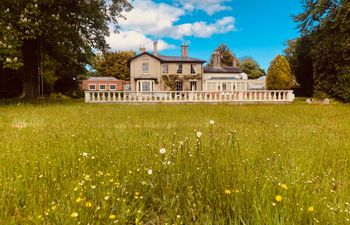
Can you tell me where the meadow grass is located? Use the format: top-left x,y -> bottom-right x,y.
0,101 -> 349,224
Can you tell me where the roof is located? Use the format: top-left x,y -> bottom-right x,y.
204,66 -> 242,74
86,77 -> 118,81
129,52 -> 206,63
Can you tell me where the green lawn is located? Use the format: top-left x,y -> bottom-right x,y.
0,101 -> 349,224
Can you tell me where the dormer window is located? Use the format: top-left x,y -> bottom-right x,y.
190,64 -> 196,74
142,63 -> 149,73
177,64 -> 183,74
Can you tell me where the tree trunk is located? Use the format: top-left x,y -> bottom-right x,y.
21,39 -> 39,99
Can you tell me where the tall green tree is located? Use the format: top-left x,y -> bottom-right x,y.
239,57 -> 266,79
266,55 -> 293,90
94,51 -> 135,80
294,0 -> 350,101
208,43 -> 237,67
0,0 -> 132,98
284,37 -> 314,96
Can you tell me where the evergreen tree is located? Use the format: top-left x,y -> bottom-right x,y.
208,43 -> 237,67
0,0 -> 132,98
239,57 -> 266,79
266,55 -> 293,90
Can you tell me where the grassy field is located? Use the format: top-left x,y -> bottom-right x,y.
0,101 -> 349,224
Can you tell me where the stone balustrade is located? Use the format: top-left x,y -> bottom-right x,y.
84,91 -> 295,104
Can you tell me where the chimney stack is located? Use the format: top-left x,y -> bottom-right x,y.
213,51 -> 221,68
153,39 -> 158,56
181,42 -> 188,58
139,44 -> 146,53
233,56 -> 238,67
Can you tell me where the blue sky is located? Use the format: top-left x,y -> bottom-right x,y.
107,0 -> 303,71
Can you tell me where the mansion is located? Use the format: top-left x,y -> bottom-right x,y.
128,41 -> 265,92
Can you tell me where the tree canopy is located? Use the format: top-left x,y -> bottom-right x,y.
93,51 -> 135,81
266,55 -> 293,90
208,43 -> 237,67
0,0 -> 132,98
290,0 -> 350,101
239,57 -> 266,79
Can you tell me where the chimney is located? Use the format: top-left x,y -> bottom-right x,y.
139,44 -> 146,53
153,39 -> 158,56
233,56 -> 238,67
181,42 -> 188,58
213,51 -> 221,68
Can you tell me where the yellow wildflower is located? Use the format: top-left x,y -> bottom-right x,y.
109,214 -> 116,219
280,184 -> 288,190
76,197 -> 82,203
85,201 -> 92,208
224,189 -> 232,195
308,206 -> 314,212
275,195 -> 283,202
70,212 -> 78,218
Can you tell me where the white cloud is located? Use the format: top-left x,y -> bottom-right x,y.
106,30 -> 175,52
175,0 -> 232,15
106,0 -> 236,52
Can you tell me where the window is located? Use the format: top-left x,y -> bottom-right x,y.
142,63 -> 149,73
162,64 -> 168,74
137,81 -> 154,92
190,64 -> 196,74
222,83 -> 227,91
177,64 -> 183,74
99,85 -> 106,90
89,84 -> 96,90
190,81 -> 197,91
109,85 -> 116,90
175,80 -> 183,91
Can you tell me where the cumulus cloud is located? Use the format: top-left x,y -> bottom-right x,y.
106,0 -> 236,52
106,30 -> 175,51
175,0 -> 232,15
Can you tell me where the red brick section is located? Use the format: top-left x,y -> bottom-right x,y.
82,80 -> 130,91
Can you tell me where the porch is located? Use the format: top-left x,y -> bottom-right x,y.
84,90 -> 295,104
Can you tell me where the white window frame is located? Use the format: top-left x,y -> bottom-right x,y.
142,63 -> 149,73
137,80 -> 155,92
177,64 -> 183,74
190,64 -> 196,74
190,80 -> 197,91
162,64 -> 168,74
109,84 -> 116,90
99,84 -> 106,90
89,84 -> 96,90
175,80 -> 183,91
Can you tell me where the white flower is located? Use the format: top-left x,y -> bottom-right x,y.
209,120 -> 215,125
196,132 -> 202,138
6,58 -> 11,63
159,148 -> 166,154
147,169 -> 153,175
13,57 -> 17,62
81,152 -> 88,157
7,26 -> 11,30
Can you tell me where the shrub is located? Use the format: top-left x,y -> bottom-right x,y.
266,55 -> 293,90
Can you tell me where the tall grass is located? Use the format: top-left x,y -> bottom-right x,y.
0,102 -> 349,224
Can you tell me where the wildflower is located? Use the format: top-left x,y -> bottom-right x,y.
104,196 -> 110,201
196,131 -> 202,138
224,190 -> 231,195
109,214 -> 116,219
147,169 -> 153,175
308,206 -> 315,212
75,197 -> 82,203
280,183 -> 288,190
209,120 -> 215,125
85,201 -> 92,208
70,212 -> 78,218
6,58 -> 11,63
159,148 -> 166,154
81,152 -> 88,157
275,195 -> 283,202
